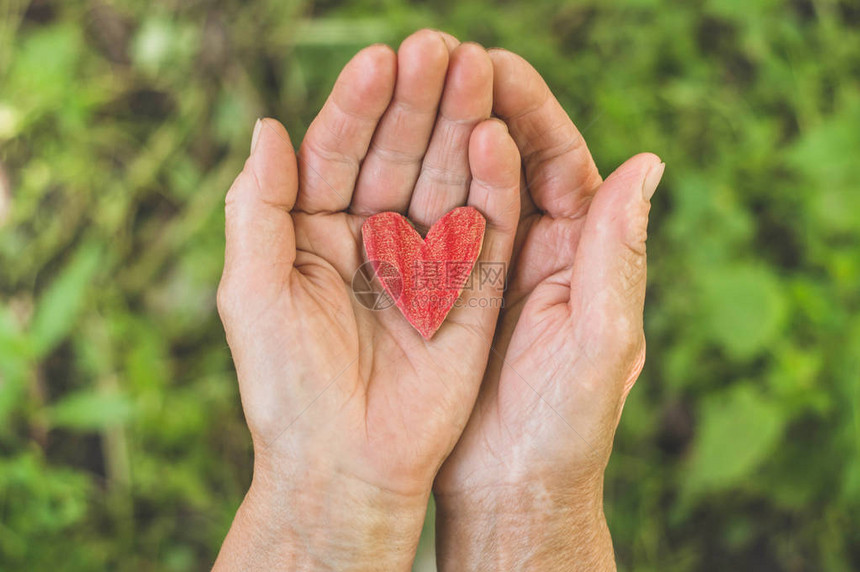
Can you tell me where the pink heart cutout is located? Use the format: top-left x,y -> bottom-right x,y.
361,207 -> 486,339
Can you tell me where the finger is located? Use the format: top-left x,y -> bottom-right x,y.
351,30 -> 450,216
296,44 -> 396,214
219,119 -> 298,316
441,119 -> 521,341
569,153 -> 664,395
435,29 -> 460,51
408,42 -> 493,230
489,49 -> 603,218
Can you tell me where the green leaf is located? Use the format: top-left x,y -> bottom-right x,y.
0,450 -> 91,536
684,385 -> 786,496
8,24 -> 83,115
29,241 -> 102,358
47,389 -> 133,431
0,304 -> 28,369
0,306 -> 30,429
786,96 -> 860,234
698,264 -> 788,359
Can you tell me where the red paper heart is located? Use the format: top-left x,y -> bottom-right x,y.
361,206 -> 486,339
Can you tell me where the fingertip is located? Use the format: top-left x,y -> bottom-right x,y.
581,153 -> 658,274
434,29 -> 461,52
344,43 -> 397,108
639,151 -> 663,165
602,152 -> 663,195
395,29 -> 450,102
469,118 -> 519,183
487,49 -> 549,119
452,41 -> 493,78
256,117 -> 294,150
487,47 -> 514,66
250,118 -> 263,154
441,42 -> 493,117
468,119 -> 520,234
487,48 -> 529,75
363,42 -> 398,78
399,28 -> 449,63
487,48 -> 514,75
363,42 -> 397,62
624,152 -> 662,172
643,160 -> 665,201
245,117 -> 298,210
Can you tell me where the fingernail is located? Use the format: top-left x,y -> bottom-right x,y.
250,118 -> 263,154
642,161 -> 665,201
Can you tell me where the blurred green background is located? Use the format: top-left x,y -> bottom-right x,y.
1,0 -> 859,569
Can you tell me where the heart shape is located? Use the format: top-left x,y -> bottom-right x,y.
361,206 -> 486,339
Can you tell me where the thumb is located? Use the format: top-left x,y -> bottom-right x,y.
218,118 -> 299,323
569,153 -> 664,396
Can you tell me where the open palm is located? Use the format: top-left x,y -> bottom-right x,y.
436,49 -> 663,505
217,33 -> 521,505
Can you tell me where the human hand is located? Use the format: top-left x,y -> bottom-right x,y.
214,31 -> 521,570
434,45 -> 665,570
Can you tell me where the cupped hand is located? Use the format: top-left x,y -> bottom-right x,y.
214,31 -> 521,570
434,44 -> 665,569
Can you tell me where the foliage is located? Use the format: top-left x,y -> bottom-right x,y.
1,0 -> 858,569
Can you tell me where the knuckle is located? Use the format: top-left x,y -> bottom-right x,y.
225,166 -> 253,209
618,242 -> 647,296
623,220 -> 649,257
216,278 -> 239,321
620,327 -> 646,368
369,136 -> 421,166
617,213 -> 649,296
622,337 -> 647,397
420,161 -> 470,188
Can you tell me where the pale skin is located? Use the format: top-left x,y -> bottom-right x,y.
214,29 -> 663,571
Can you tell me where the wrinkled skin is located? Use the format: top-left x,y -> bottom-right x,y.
215,28 -> 663,571
435,47 -> 662,495
432,42 -> 663,569
215,32 -> 522,570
